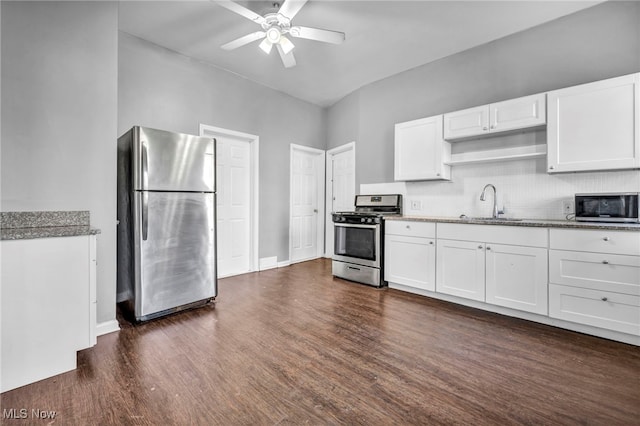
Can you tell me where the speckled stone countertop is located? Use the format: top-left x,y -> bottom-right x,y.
386,215 -> 640,231
1,211 -> 101,240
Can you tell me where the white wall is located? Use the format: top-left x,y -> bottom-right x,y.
1,2 -> 118,324
118,32 -> 326,263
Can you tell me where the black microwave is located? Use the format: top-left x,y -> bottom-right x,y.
575,193 -> 639,223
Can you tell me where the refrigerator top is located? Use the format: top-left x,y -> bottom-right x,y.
131,126 -> 215,193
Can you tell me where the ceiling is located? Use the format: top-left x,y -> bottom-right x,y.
118,1 -> 601,107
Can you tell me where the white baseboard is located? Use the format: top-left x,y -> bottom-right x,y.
277,260 -> 291,268
259,256 -> 278,271
96,319 -> 120,337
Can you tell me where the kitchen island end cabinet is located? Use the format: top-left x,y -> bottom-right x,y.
385,221 -> 436,291
1,234 -> 97,393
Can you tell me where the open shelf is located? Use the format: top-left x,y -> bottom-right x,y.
444,144 -> 547,166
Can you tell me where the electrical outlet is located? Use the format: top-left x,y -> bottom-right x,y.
562,199 -> 574,214
411,200 -> 422,210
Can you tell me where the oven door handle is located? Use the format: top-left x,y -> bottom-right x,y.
333,223 -> 378,229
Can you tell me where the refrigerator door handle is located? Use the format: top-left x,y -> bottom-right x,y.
141,141 -> 149,191
142,191 -> 149,241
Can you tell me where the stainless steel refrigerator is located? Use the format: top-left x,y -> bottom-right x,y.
117,126 -> 217,321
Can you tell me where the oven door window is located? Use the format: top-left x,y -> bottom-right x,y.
334,226 -> 376,261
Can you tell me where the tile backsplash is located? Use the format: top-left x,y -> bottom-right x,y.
361,158 -> 640,220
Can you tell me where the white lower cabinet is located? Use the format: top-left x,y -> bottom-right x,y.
385,221 -> 640,343
485,244 -> 548,315
548,228 -> 640,336
549,284 -> 640,336
1,235 -> 97,393
436,239 -> 485,301
385,221 -> 436,291
436,223 -> 548,314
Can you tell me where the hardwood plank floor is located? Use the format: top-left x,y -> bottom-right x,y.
2,258 -> 639,425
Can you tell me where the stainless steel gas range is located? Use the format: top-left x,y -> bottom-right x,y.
332,194 -> 402,287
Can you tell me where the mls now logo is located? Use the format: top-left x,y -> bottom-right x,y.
3,408 -> 57,419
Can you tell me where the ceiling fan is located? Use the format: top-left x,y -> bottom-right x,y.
216,0 -> 345,68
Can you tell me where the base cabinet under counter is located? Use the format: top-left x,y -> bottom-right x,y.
1,234 -> 97,393
385,221 -> 436,291
384,219 -> 640,345
549,284 -> 640,336
548,228 -> 640,336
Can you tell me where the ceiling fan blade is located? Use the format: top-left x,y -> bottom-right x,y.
276,44 -> 296,68
215,1 -> 266,25
278,0 -> 308,20
289,26 -> 345,44
221,31 -> 266,50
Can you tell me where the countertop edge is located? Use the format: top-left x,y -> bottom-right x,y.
385,215 -> 640,231
1,226 -> 101,241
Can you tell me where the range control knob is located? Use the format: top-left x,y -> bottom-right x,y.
361,218 -> 366,223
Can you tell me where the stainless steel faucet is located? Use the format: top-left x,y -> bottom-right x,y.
480,184 -> 503,218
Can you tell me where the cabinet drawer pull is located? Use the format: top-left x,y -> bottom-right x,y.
486,246 -> 491,250
549,165 -> 555,170
603,236 -> 609,241
405,225 -> 410,229
602,260 -> 609,265
429,241 -> 434,245
601,297 -> 608,302
478,245 -> 483,249
482,127 -> 488,131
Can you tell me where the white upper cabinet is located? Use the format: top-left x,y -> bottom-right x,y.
547,73 -> 640,173
443,105 -> 489,140
394,115 -> 451,181
444,93 -> 546,140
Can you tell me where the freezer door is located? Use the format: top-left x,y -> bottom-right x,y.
132,126 -> 215,192
134,191 -> 216,318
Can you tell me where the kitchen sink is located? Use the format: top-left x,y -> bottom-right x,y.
460,216 -> 523,222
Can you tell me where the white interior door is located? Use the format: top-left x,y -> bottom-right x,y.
325,142 -> 356,257
200,124 -> 259,278
290,144 -> 325,263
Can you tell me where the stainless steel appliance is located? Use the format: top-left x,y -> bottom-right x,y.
117,126 -> 217,321
332,194 -> 402,287
575,192 -> 639,223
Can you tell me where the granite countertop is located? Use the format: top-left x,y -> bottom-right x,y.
386,215 -> 640,231
1,211 -> 101,240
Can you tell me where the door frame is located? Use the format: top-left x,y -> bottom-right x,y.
325,142 -> 356,258
289,144 -> 326,264
199,123 -> 259,275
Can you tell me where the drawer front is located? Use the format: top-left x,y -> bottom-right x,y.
549,284 -> 640,336
437,223 -> 547,247
385,220 -> 435,238
549,250 -> 640,296
550,228 -> 640,256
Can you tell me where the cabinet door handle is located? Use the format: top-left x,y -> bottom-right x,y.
549,165 -> 555,170
603,237 -> 609,241
429,241 -> 434,245
601,297 -> 608,302
486,246 -> 491,250
478,245 -> 483,249
406,225 -> 410,229
602,260 -> 609,265
482,127 -> 488,131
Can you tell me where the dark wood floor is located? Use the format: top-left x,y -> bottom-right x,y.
2,258 -> 639,425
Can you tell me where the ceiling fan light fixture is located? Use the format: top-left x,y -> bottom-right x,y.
279,36 -> 295,55
259,38 -> 273,54
265,27 -> 281,44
